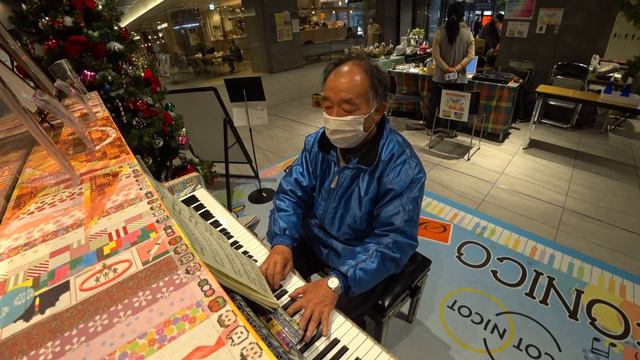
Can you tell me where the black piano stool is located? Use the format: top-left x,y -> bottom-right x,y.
367,252 -> 432,345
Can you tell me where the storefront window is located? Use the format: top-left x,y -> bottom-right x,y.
297,0 -> 374,44
129,1 -> 249,83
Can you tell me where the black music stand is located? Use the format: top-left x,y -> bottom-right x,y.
224,77 -> 275,204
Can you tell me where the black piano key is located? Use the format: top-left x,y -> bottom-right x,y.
355,357 -> 361,360
329,345 -> 349,360
233,244 -> 243,250
219,227 -> 228,233
211,221 -> 222,229
271,284 -> 283,294
198,211 -> 214,221
225,234 -> 234,240
229,240 -> 239,247
253,259 -> 258,263
273,288 -> 288,300
313,338 -> 340,360
282,298 -> 296,312
299,331 -> 323,354
241,250 -> 249,256
181,194 -> 199,206
192,203 -> 205,212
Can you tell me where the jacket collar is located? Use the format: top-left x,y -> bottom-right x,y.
318,116 -> 388,167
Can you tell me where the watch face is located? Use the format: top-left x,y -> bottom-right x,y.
328,277 -> 340,291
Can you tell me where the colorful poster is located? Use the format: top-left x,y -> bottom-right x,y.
537,8 -> 564,34
506,21 -> 530,38
439,90 -> 471,122
505,0 -> 536,20
418,193 -> 640,360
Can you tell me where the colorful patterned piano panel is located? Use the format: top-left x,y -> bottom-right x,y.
0,94 -> 273,360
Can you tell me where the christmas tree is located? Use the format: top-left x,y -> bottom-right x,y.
9,0 -> 209,180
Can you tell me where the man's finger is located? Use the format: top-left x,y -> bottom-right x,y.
305,311 -> 321,342
289,285 -> 306,299
297,304 -> 312,330
287,298 -> 304,317
321,308 -> 331,337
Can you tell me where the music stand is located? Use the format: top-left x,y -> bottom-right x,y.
224,77 -> 275,204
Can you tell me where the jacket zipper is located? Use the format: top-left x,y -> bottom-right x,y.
323,161 -> 343,221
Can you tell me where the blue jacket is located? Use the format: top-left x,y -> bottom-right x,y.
267,118 -> 426,296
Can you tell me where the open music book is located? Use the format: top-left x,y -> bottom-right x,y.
151,176 -> 279,310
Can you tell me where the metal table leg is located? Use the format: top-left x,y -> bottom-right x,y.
523,95 -> 544,149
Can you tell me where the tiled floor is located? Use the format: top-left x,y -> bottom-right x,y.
171,61 -> 640,358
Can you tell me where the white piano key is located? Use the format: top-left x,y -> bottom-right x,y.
517,237 -> 529,254
611,275 -> 622,298
307,316 -> 351,358
590,267 -> 603,286
580,263 -> 592,283
360,343 -> 383,360
622,279 -> 633,301
498,230 -> 511,246
464,216 -> 479,231
571,259 -> 581,278
560,254 -> 570,273
328,325 -> 359,359
343,332 -> 369,359
634,283 -> 640,304
489,226 -> 503,242
303,314 -> 345,357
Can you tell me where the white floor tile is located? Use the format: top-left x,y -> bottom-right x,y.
559,210 -> 640,259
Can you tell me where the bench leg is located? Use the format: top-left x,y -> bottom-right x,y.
374,317 -> 390,345
407,276 -> 428,324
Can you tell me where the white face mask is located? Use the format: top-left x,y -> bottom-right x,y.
323,108 -> 376,148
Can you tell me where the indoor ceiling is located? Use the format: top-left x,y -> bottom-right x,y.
119,0 -> 242,30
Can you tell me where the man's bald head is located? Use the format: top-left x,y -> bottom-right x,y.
322,55 -> 389,110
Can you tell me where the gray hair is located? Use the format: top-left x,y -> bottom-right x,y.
321,55 -> 389,109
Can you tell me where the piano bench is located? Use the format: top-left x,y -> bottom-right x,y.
368,252 -> 432,345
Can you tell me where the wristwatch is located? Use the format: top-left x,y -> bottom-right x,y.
327,275 -> 343,295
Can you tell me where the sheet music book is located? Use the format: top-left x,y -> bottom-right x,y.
151,177 -> 279,310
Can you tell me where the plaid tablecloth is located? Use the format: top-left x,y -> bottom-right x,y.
468,80 -> 519,137
389,71 -> 519,139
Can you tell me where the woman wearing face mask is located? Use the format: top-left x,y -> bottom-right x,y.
260,55 -> 426,341
428,2 -> 475,134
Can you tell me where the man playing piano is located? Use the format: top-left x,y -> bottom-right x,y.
260,55 -> 426,342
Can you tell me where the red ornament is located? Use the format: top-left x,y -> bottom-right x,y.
70,0 -> 84,9
50,18 -> 64,29
120,27 -> 130,42
176,164 -> 196,177
162,111 -> 174,134
85,0 -> 97,10
134,99 -> 148,112
143,68 -> 154,81
90,42 -> 107,59
163,111 -> 174,126
142,68 -> 162,94
142,107 -> 160,118
64,35 -> 89,58
44,38 -> 59,52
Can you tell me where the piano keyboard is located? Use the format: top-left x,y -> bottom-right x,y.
422,197 -> 640,304
181,188 -> 396,360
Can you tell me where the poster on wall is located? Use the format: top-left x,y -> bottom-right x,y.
439,90 -> 471,122
275,11 -> 293,41
506,21 -> 530,38
505,0 -> 536,20
536,8 -> 564,34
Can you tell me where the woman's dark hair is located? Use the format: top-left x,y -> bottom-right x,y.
445,2 -> 466,44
